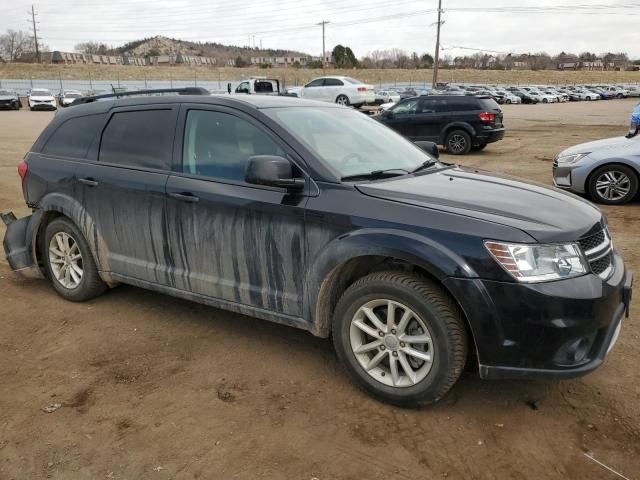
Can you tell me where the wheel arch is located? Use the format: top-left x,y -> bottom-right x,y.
306,229 -> 478,341
584,160 -> 640,195
439,122 -> 475,145
32,193 -> 116,285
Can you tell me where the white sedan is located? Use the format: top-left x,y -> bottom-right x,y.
28,88 -> 57,111
298,76 -> 375,107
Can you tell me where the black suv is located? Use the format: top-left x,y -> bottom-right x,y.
2,89 -> 632,407
377,95 -> 505,155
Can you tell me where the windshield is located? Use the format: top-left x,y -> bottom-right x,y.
343,77 -> 363,85
0,90 -> 12,96
32,89 -> 51,95
265,107 -> 435,179
65,93 -> 82,98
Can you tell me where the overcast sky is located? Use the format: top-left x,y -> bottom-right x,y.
2,0 -> 639,59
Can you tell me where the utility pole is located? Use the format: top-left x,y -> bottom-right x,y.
432,0 -> 443,88
29,4 -> 40,63
317,20 -> 330,70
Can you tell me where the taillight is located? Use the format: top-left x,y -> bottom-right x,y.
18,160 -> 28,181
479,112 -> 495,123
357,87 -> 367,92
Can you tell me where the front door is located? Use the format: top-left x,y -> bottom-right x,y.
385,98 -> 419,138
75,106 -> 178,283
165,106 -> 308,316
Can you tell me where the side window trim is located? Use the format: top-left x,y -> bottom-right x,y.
97,104 -> 179,171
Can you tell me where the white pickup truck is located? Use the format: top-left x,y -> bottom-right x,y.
229,77 -> 281,95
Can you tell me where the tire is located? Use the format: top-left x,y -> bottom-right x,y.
445,129 -> 472,155
505,99 -> 512,104
335,94 -> 350,106
29,106 -> 34,111
471,143 -> 487,152
542,98 -> 548,103
43,217 -> 108,302
332,272 -> 467,407
587,165 -> 638,205
587,96 -> 592,101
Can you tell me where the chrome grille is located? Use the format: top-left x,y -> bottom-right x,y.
578,229 -> 613,277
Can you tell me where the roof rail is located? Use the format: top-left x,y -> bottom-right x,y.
70,87 -> 210,106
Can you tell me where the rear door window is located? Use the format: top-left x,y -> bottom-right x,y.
324,78 -> 344,86
99,109 -> 176,170
42,114 -> 106,159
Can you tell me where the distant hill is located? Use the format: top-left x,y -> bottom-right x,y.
115,36 -> 309,61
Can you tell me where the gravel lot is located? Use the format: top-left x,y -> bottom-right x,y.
0,100 -> 638,480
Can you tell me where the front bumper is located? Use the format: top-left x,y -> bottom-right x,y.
30,102 -> 57,110
444,252 -> 632,379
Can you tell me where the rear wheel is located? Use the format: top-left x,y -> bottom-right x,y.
332,272 -> 467,407
587,165 -> 638,205
43,217 -> 107,301
336,95 -> 350,106
505,99 -> 512,104
445,129 -> 472,155
542,98 -> 548,103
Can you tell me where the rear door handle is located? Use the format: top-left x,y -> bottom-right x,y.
168,192 -> 199,203
78,177 -> 99,187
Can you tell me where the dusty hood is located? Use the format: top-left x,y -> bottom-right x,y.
356,166 -> 604,243
559,136 -> 640,157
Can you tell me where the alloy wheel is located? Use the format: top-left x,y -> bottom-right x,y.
49,232 -> 84,289
336,95 -> 349,106
349,299 -> 434,388
595,170 -> 632,201
448,134 -> 467,154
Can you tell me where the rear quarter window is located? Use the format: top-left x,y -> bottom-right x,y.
42,114 -> 106,159
477,98 -> 501,111
99,109 -> 176,170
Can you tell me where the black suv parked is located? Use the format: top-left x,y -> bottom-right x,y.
377,95 -> 505,155
2,89 -> 632,407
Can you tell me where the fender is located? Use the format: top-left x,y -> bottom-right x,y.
304,228 -> 478,336
34,193 -> 115,284
439,121 -> 475,144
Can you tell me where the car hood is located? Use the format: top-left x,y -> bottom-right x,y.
355,166 -> 604,243
559,136 -> 640,157
0,95 -> 17,100
30,95 -> 55,101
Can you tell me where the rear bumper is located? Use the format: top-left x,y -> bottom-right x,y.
1,211 -> 44,279
444,252 -> 632,379
476,128 -> 505,145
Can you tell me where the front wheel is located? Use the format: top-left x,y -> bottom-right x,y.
588,165 -> 638,205
505,99 -> 512,104
332,272 -> 467,407
335,94 -> 350,106
43,217 -> 108,301
445,129 -> 472,155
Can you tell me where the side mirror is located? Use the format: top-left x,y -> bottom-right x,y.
245,155 -> 305,190
414,141 -> 439,159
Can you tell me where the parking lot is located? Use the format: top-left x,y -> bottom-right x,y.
0,100 -> 638,479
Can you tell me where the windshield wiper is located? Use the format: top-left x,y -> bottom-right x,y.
341,168 -> 409,181
410,160 -> 438,173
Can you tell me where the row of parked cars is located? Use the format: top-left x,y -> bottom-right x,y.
0,88 -> 97,111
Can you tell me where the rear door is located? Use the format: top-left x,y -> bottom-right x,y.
75,106 -> 177,283
413,98 -> 449,141
322,78 -> 344,102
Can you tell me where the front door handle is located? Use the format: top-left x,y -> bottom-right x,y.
168,192 -> 199,203
78,177 -> 99,187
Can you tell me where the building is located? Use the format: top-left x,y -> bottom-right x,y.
250,56 -> 309,67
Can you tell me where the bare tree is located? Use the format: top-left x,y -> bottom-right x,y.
74,41 -> 114,55
0,29 -> 30,62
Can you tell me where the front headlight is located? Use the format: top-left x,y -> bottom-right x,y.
556,152 -> 590,164
485,241 -> 587,283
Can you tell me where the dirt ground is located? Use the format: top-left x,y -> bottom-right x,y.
0,100 -> 639,480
